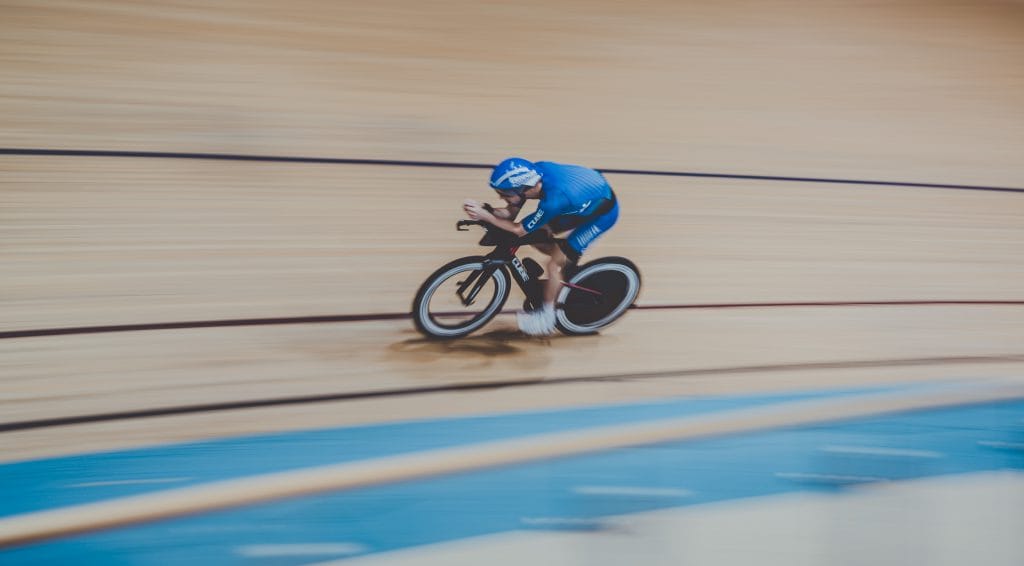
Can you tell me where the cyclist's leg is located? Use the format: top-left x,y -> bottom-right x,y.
564,201 -> 619,265
524,239 -> 567,308
538,242 -> 570,306
535,204 -> 619,305
528,221 -> 568,276
518,224 -> 571,335
525,219 -> 574,305
521,201 -> 618,335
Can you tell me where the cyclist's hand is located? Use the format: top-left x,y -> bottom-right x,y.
463,200 -> 493,222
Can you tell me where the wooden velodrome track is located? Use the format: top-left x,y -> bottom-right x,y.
2,0 -> 1023,467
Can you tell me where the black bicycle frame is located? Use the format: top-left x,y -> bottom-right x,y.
452,242 -> 534,308
455,220 -> 601,310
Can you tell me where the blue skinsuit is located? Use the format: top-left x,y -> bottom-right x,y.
519,161 -> 619,255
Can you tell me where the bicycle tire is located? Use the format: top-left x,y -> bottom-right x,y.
555,257 -> 641,336
412,256 -> 511,339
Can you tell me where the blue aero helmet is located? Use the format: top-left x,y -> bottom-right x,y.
489,157 -> 541,193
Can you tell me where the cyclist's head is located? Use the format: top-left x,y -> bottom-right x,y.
489,157 -> 541,198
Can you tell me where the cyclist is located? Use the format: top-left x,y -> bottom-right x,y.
463,157 -> 619,336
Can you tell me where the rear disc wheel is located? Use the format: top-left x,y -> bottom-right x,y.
555,258 -> 641,335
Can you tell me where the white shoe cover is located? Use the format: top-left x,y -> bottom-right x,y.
517,304 -> 556,336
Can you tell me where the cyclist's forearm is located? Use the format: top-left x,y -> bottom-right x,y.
487,215 -> 527,236
492,205 -> 521,220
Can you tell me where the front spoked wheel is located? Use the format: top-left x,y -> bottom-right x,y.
412,256 -> 511,339
555,257 -> 641,336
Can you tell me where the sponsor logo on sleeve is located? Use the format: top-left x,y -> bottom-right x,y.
525,209 -> 544,230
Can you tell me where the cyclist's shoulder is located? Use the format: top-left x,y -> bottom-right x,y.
538,161 -> 594,186
534,160 -> 557,175
538,187 -> 567,208
536,160 -> 590,173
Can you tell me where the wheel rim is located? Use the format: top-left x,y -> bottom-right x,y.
417,262 -> 508,337
556,263 -> 639,333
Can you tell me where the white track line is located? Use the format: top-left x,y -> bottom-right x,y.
68,478 -> 193,488
235,543 -> 367,557
775,472 -> 888,484
571,486 -> 693,498
820,445 -> 943,459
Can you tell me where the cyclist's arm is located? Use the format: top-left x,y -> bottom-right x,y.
488,205 -> 550,237
464,201 -> 528,236
483,215 -> 527,236
491,203 -> 522,220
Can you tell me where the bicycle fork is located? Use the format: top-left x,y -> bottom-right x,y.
456,266 -> 493,306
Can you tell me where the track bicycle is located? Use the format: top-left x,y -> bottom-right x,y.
412,219 -> 641,339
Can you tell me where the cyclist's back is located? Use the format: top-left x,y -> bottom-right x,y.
532,161 -> 614,220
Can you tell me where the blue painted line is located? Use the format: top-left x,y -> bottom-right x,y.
3,397 -> 1021,565
0,387 -> 888,517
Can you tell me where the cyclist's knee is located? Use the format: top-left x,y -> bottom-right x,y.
547,253 -> 567,270
557,239 -> 581,265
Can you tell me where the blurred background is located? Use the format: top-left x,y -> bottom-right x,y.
1,0 -> 1023,564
